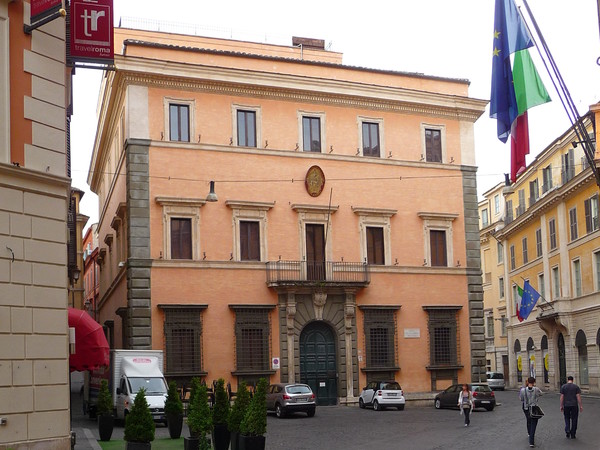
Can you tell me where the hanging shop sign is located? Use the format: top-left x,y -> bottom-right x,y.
69,0 -> 114,65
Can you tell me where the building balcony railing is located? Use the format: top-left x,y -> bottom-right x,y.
266,260 -> 370,287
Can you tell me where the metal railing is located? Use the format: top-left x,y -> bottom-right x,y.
266,260 -> 369,285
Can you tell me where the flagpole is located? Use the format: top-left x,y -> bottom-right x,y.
521,0 -> 600,187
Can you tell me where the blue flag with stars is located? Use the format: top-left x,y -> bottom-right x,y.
490,0 -> 534,143
519,280 -> 541,320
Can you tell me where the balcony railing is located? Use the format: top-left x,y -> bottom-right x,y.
266,260 -> 369,286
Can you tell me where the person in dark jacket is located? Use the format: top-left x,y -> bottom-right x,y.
560,376 -> 583,439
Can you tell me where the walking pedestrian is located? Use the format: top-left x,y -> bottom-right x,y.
560,375 -> 583,439
519,377 -> 543,448
457,383 -> 473,427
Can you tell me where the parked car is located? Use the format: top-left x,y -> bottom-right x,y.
486,371 -> 506,390
359,381 -> 405,411
434,383 -> 496,411
266,383 -> 316,418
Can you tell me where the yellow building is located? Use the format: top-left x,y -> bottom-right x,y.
493,106 -> 600,393
479,182 -> 508,379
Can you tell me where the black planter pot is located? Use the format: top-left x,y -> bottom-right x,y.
230,431 -> 240,450
166,413 -> 183,439
184,436 -> 211,450
125,442 -> 151,450
97,414 -> 114,442
212,423 -> 231,450
239,434 -> 265,450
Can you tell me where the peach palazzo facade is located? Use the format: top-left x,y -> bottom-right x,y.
88,27 -> 487,400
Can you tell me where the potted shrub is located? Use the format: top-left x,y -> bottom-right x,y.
185,378 -> 212,450
228,381 -> 251,450
165,381 -> 184,439
123,388 -> 155,450
239,378 -> 268,450
96,379 -> 114,441
212,378 -> 231,450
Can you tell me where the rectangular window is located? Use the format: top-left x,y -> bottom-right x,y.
500,315 -> 507,336
552,266 -> 560,299
237,110 -> 257,147
510,245 -> 515,270
522,237 -> 528,264
549,218 -> 557,250
430,230 -> 447,267
497,241 -> 503,264
573,259 -> 582,297
366,226 -> 385,265
542,165 -> 552,193
239,221 -> 260,261
302,116 -> 321,152
538,273 -> 545,301
164,308 -> 203,375
486,316 -> 494,338
364,309 -> 396,368
169,104 -> 190,142
494,195 -> 500,215
517,189 -> 526,216
235,309 -> 270,371
569,207 -> 578,241
171,218 -> 192,260
506,200 -> 513,223
595,251 -> 600,291
561,149 -> 575,184
362,122 -> 380,157
584,194 -> 599,233
425,308 -> 458,366
481,208 -> 489,227
529,179 -> 539,206
499,277 -> 505,299
536,228 -> 542,257
425,128 -> 442,162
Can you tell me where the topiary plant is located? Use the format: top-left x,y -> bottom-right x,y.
123,388 -> 155,443
228,381 -> 250,433
187,378 -> 212,447
240,378 -> 267,437
212,378 -> 230,426
165,380 -> 183,416
96,379 -> 113,416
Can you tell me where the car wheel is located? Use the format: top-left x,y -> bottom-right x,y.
373,400 -> 380,411
307,409 -> 315,417
435,399 -> 441,409
397,405 -> 405,411
358,398 -> 365,409
485,405 -> 495,411
275,403 -> 285,418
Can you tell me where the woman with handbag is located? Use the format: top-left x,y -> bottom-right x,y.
457,384 -> 474,427
519,377 -> 544,448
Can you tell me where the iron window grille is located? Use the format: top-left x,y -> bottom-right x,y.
425,308 -> 460,367
234,308 -> 271,372
163,308 -> 204,375
363,309 -> 397,369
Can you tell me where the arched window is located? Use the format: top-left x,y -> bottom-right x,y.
526,337 -> 535,378
575,330 -> 588,385
514,339 -> 522,382
541,336 -> 549,383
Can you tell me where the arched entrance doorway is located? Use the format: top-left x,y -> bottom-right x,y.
300,321 -> 337,405
557,333 -> 567,387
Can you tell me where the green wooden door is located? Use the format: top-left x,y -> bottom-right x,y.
300,322 -> 337,405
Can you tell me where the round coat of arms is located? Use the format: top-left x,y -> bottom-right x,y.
305,165 -> 325,197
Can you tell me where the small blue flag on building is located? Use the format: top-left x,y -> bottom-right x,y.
519,280 -> 541,320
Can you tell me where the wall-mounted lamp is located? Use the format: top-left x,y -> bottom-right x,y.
70,267 -> 81,286
573,138 -> 595,148
118,261 -> 125,268
206,181 -> 218,202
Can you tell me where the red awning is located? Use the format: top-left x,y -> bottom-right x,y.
68,307 -> 110,372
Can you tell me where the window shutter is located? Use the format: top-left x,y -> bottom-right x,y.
585,198 -> 591,233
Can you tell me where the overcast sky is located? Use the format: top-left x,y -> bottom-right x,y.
70,0 -> 600,226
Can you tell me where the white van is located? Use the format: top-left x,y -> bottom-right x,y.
486,371 -> 505,391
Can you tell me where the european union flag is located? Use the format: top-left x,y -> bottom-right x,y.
519,280 -> 541,320
490,0 -> 534,142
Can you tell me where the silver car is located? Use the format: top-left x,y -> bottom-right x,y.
486,371 -> 505,390
266,383 -> 316,418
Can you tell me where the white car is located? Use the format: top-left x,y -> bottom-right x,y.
486,371 -> 505,390
359,381 -> 405,411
